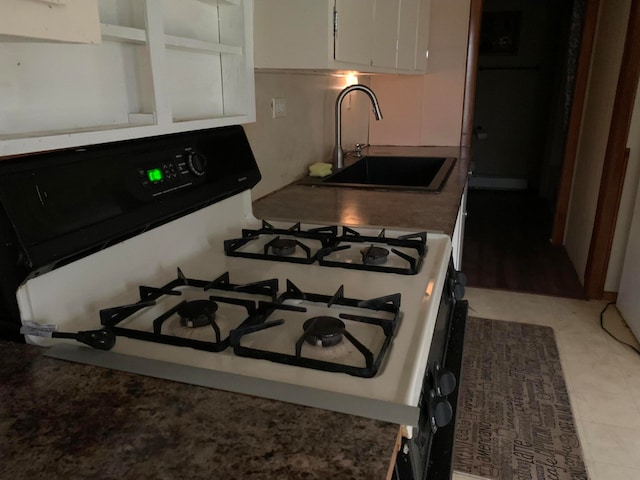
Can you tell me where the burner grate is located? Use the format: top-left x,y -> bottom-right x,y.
229,280 -> 401,377
317,226 -> 427,275
99,268 -> 278,352
224,223 -> 428,274
224,220 -> 337,264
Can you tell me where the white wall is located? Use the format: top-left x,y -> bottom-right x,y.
564,0 -> 631,282
244,72 -> 370,200
605,75 -> 640,291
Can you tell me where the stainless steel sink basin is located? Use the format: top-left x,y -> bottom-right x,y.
318,156 -> 456,192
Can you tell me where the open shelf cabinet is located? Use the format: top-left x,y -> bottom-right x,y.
0,0 -> 255,157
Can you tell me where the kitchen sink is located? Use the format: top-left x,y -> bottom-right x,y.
316,156 -> 456,192
314,156 -> 455,192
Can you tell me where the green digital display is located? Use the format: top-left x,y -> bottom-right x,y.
147,168 -> 163,182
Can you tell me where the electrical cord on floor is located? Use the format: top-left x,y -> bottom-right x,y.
600,302 -> 640,356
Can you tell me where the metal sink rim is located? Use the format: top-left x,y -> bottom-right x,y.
312,156 -> 457,192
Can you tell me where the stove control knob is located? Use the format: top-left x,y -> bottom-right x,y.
187,152 -> 207,177
451,270 -> 466,300
429,391 -> 454,433
435,363 -> 456,396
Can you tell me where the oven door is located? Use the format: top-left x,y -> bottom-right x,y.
394,264 -> 468,480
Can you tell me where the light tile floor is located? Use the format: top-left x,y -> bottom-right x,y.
451,287 -> 640,480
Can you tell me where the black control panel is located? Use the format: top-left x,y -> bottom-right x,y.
0,125 -> 261,275
136,147 -> 208,198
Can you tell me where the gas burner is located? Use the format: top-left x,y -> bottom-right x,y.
271,238 -> 298,256
230,281 -> 402,377
360,246 -> 390,265
224,221 -> 337,265
303,316 -> 346,347
177,300 -> 218,328
99,270 -> 279,353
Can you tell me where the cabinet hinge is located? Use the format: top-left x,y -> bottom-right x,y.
333,7 -> 338,34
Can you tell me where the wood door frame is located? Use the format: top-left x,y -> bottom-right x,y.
550,0 -> 601,246
461,0 -> 483,148
583,1 -> 640,298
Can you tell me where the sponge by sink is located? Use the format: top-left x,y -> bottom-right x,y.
309,162 -> 333,177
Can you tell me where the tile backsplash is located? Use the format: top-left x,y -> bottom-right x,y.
244,72 -> 370,200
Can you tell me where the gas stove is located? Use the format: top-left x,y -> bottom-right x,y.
0,126 -> 466,479
11,191 -> 453,426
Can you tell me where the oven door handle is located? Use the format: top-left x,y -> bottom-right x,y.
9,320 -> 117,351
51,329 -> 116,350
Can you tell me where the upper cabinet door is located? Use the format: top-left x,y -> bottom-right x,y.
415,0 -> 431,72
253,0 -> 430,74
397,0 -> 420,70
372,0 -> 399,69
333,0 -> 374,67
0,0 -> 101,43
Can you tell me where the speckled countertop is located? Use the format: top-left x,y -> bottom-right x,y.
253,146 -> 471,236
1,341 -> 399,480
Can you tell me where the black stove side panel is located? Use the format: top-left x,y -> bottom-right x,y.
0,125 -> 261,333
393,301 -> 468,480
393,259 -> 468,480
0,202 -> 28,341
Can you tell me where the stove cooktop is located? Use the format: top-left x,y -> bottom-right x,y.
17,192 -> 452,426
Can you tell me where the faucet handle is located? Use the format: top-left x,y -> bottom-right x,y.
354,143 -> 367,157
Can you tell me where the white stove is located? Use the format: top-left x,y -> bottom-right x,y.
17,191 -> 452,426
0,127 -> 466,478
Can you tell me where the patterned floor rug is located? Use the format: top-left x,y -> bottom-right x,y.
452,317 -> 589,480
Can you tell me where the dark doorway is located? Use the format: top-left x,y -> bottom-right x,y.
463,0 -> 586,297
463,189 -> 585,298
471,0 -> 581,203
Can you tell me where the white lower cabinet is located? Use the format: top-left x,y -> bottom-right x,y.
0,0 -> 255,157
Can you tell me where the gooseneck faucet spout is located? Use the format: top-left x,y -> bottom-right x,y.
334,85 -> 383,169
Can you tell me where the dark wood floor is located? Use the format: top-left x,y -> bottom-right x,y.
462,189 -> 585,299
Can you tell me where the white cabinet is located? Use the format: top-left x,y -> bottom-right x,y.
371,0 -> 399,69
334,0 -> 374,67
0,0 -> 255,157
254,0 -> 430,73
398,0 -> 422,70
452,179 -> 468,270
0,0 -> 101,44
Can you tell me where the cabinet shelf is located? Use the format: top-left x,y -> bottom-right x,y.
197,0 -> 240,5
100,23 -> 146,44
0,112 -> 253,156
0,0 -> 255,157
0,119 -> 154,141
164,34 -> 242,55
100,24 -> 243,55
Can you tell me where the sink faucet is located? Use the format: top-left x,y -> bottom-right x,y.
333,85 -> 383,169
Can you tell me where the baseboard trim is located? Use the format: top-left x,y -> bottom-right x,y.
468,176 -> 528,190
602,291 -> 618,302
